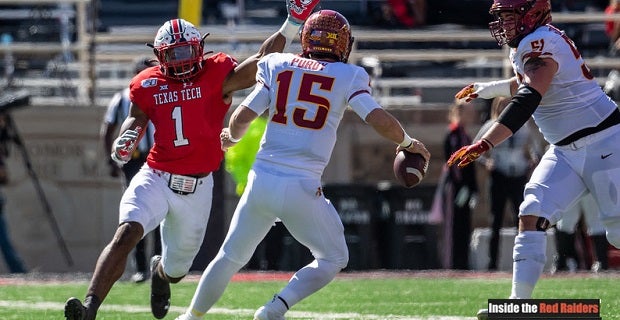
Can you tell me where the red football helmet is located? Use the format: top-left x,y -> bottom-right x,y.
152,18 -> 204,81
488,0 -> 552,47
301,10 -> 354,63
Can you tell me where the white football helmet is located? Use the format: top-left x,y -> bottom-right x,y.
152,18 -> 204,81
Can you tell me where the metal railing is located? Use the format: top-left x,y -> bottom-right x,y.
1,4 -> 620,106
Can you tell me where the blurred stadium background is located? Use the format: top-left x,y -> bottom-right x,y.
0,0 -> 619,278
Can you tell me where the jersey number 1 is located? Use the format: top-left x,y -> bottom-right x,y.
172,106 -> 189,147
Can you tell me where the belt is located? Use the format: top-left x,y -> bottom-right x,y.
151,169 -> 211,180
555,108 -> 620,146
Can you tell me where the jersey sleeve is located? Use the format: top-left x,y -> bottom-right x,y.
347,67 -> 380,120
241,82 -> 271,115
255,54 -> 272,86
206,52 -> 238,77
128,72 -> 153,116
244,56 -> 272,115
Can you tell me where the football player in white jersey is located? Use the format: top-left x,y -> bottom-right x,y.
447,0 -> 620,319
174,9 -> 430,320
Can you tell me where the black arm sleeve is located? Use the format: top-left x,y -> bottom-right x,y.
497,85 -> 542,133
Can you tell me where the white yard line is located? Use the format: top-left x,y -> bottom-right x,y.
0,300 -> 474,319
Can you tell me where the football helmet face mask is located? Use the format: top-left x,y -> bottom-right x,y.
488,0 -> 552,48
301,10 -> 354,63
153,18 -> 204,81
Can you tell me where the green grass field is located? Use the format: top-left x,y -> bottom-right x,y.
0,271 -> 617,319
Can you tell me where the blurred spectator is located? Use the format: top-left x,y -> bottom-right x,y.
442,99 -> 478,270
603,0 -> 620,100
553,193 -> 609,273
100,57 -> 160,283
382,0 -> 426,28
474,97 -> 540,271
0,112 -> 26,273
605,0 -> 620,54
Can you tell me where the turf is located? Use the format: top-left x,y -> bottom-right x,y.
0,271 -> 617,319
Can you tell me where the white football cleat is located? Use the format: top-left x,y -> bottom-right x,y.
253,306 -> 285,320
477,308 -> 489,320
174,312 -> 202,320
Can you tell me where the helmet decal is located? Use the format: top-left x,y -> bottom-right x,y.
301,10 -> 354,63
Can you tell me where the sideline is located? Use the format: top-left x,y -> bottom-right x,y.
0,300 -> 473,319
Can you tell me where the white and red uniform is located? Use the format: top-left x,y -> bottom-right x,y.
119,53 -> 236,277
505,24 -> 620,300
512,25 -> 620,237
184,53 -> 382,312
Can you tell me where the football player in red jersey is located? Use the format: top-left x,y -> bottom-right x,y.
64,1 -> 321,319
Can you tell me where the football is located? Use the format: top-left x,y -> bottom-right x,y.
393,150 -> 428,188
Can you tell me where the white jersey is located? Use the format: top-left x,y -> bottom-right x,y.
510,25 -> 618,144
244,53 -> 380,178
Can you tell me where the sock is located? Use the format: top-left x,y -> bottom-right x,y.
83,295 -> 101,319
265,295 -> 289,315
278,258 -> 343,307
510,231 -> 547,299
183,311 -> 203,320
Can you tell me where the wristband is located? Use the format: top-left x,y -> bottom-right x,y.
279,17 -> 302,45
228,135 -> 241,143
399,134 -> 413,148
482,138 -> 494,148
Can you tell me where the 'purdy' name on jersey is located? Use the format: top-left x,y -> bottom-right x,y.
290,57 -> 326,71
141,78 -> 203,105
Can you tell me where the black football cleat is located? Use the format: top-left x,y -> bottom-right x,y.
64,297 -> 86,320
150,255 -> 171,319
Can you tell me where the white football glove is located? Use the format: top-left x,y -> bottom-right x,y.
455,79 -> 512,102
111,127 -> 142,165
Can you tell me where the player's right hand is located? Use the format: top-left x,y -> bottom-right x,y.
286,0 -> 321,24
455,80 -> 511,102
111,127 -> 141,165
455,83 -> 478,102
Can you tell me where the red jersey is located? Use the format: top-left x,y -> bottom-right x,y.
605,5 -> 620,38
129,52 -> 237,175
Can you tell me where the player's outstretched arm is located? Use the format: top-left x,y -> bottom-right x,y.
455,77 -> 518,102
223,0 -> 320,94
365,108 -> 430,162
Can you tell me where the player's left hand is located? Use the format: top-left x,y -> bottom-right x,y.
220,127 -> 239,151
447,139 -> 492,168
397,138 -> 431,163
287,0 -> 321,24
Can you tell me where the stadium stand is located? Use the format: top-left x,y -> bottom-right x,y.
0,1 -> 617,108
